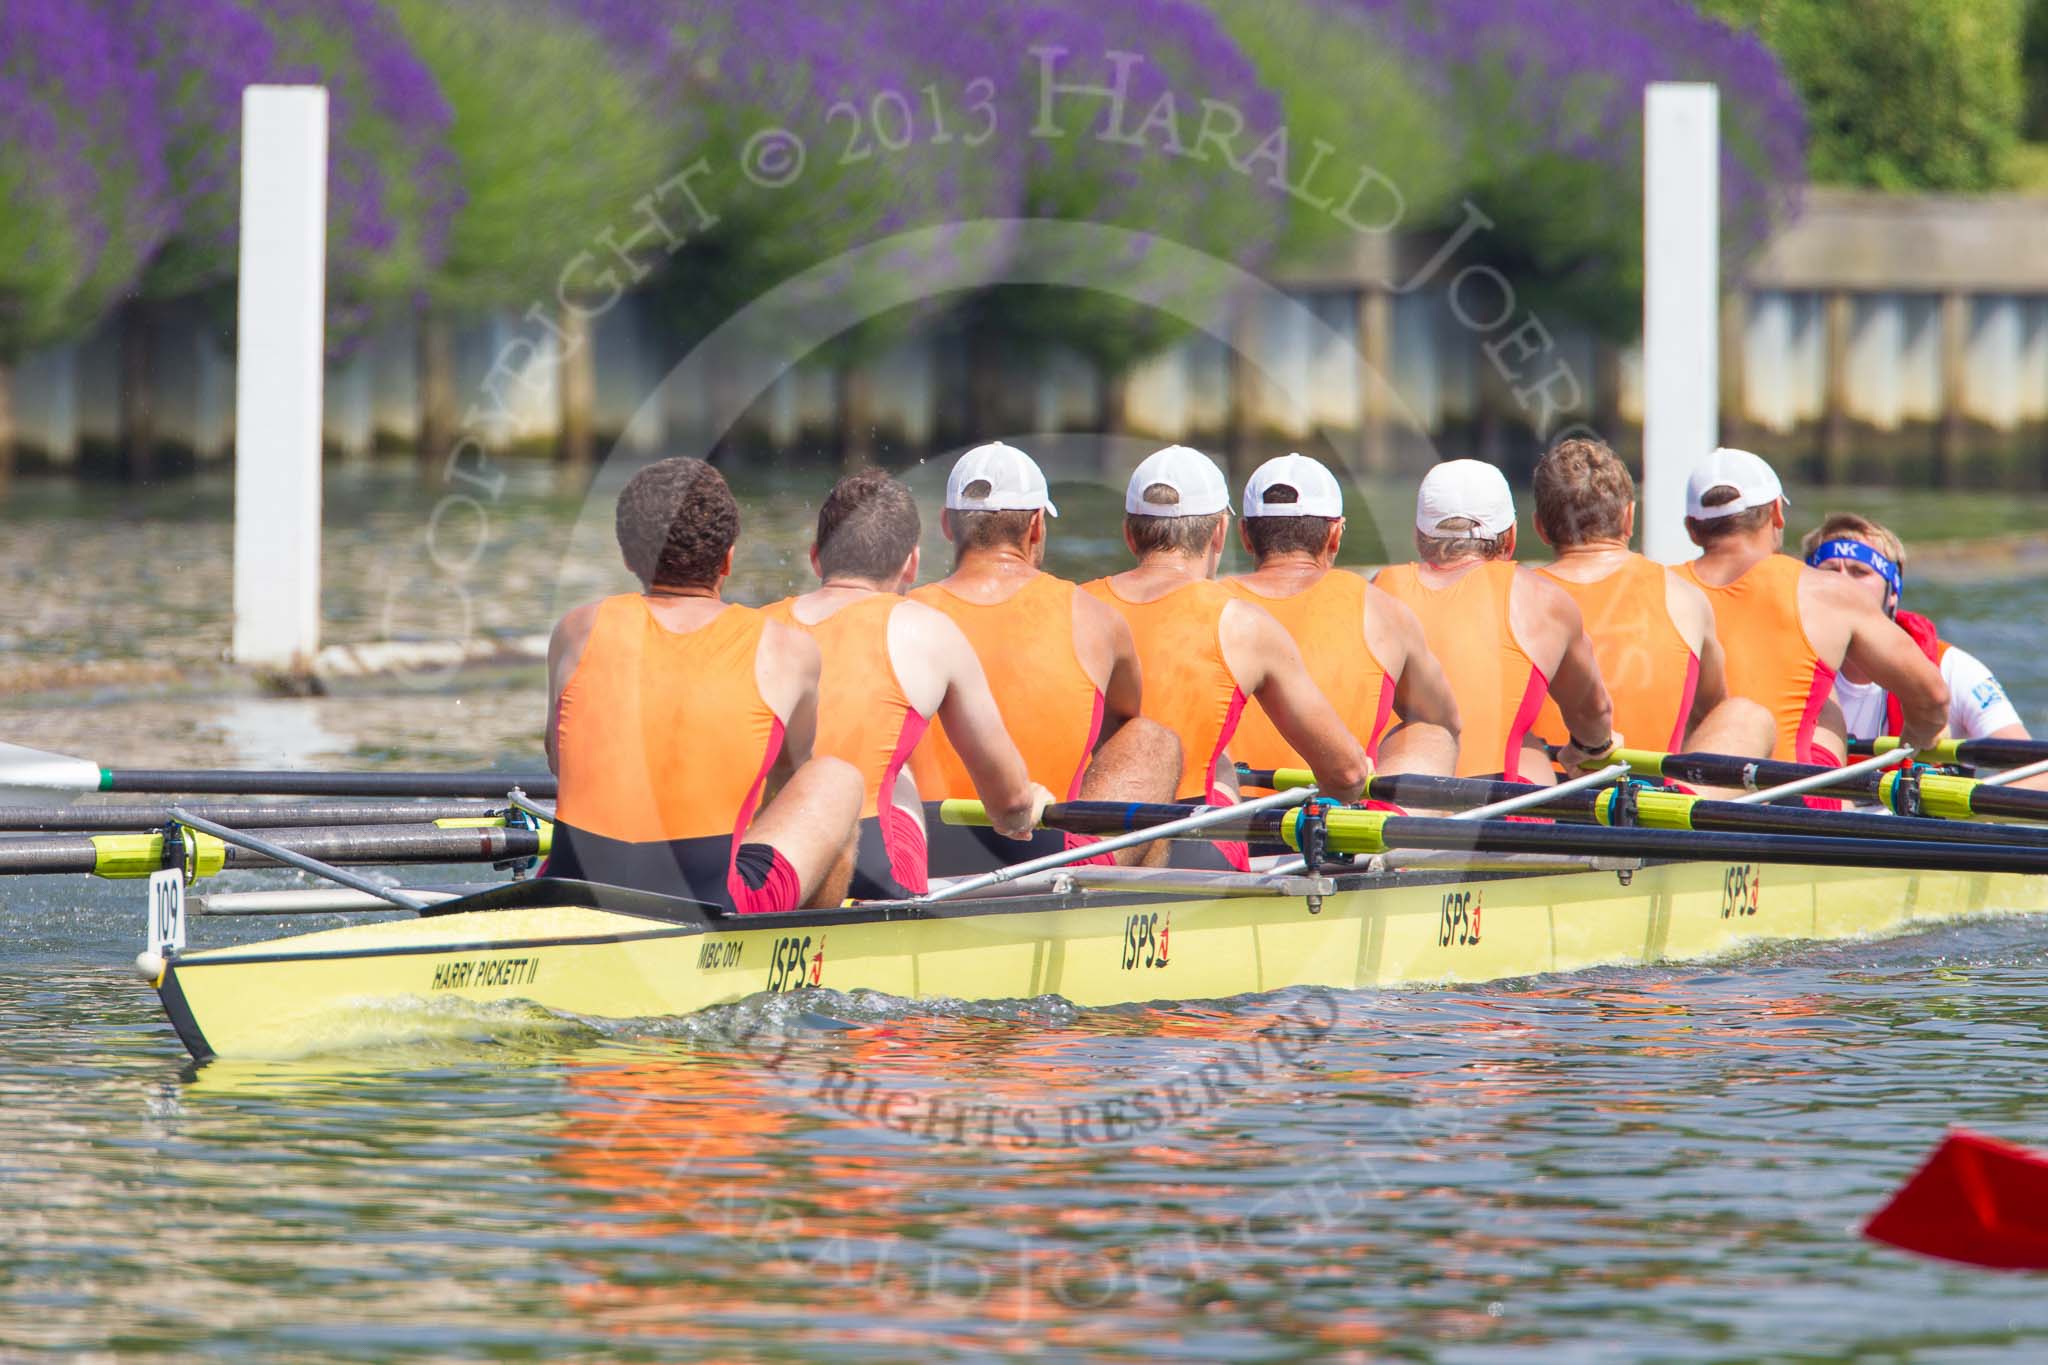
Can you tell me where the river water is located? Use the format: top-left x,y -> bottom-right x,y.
4,466 -> 2048,1359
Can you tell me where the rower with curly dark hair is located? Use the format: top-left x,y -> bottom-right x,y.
544,456 -> 864,911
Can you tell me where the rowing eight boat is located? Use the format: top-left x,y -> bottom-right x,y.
150,856 -> 2048,1062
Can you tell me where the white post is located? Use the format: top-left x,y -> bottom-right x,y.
1642,83 -> 1719,564
232,86 -> 328,670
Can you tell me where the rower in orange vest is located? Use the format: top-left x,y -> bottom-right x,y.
908,442 -> 1182,876
1222,452 -> 1460,780
1373,459 -> 1614,784
1081,445 -> 1370,869
545,456 -> 863,911
1527,436 -> 1773,758
764,468 -> 1052,898
1676,448 -> 1947,765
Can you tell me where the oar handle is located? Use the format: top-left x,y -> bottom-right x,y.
1856,735 -> 2048,770
939,798 -> 1215,834
1234,766 -> 1316,791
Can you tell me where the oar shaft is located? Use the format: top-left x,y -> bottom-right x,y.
1619,748 -> 2048,823
0,823 -> 547,879
1618,748 -> 1863,793
95,769 -> 556,798
1859,736 -> 2048,770
0,800 -> 505,831
929,788 -> 1310,901
991,798 -> 2048,876
171,808 -> 429,911
1599,786 -> 2048,848
1358,772 -> 2048,848
1367,816 -> 2048,874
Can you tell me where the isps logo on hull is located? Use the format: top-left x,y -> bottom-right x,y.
1120,911 -> 1170,971
766,934 -> 825,992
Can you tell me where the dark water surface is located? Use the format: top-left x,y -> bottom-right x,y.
4,468 -> 2048,1358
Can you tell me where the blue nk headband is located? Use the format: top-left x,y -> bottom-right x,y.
1806,537 -> 1903,598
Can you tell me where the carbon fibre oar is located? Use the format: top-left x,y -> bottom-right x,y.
0,799 -> 505,831
0,820 -> 547,879
0,741 -> 555,802
1858,735 -> 2048,771
944,798 -> 2048,875
1313,770 -> 2048,851
1615,749 -> 2048,825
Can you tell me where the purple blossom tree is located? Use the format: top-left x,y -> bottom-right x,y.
382,0 -> 698,461
650,0 -> 1028,354
384,0 -> 683,311
1350,0 -> 1807,336
957,0 -> 1294,372
0,0 -> 170,352
1203,0 -> 1460,269
116,0 -> 457,320
0,0 -> 170,475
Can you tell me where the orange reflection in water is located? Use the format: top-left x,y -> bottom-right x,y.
545,1000 -> 1400,1352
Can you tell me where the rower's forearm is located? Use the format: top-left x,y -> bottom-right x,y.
983,771 -> 1038,829
1311,746 -> 1371,802
1562,687 -> 1614,745
1900,689 -> 1950,750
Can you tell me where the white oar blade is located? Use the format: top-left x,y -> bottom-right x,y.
0,742 -> 104,805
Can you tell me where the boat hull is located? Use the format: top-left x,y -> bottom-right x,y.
154,860 -> 2048,1060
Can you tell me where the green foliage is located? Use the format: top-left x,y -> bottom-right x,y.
1200,0 -> 1459,270
2025,0 -> 2048,138
0,166 -> 91,354
1721,0 -> 2024,191
383,0 -> 680,311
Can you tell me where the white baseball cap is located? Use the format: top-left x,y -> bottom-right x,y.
1685,446 -> 1787,520
1125,445 -> 1230,517
945,441 -> 1057,517
1416,459 -> 1516,537
1243,453 -> 1344,518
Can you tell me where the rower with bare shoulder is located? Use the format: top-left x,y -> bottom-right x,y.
908,443 -> 1182,875
1082,446 -> 1371,866
1223,452 -> 1460,780
1677,448 -> 1947,763
1528,436 -> 1773,757
1373,459 -> 1614,784
544,457 -> 863,910
764,469 -> 1052,900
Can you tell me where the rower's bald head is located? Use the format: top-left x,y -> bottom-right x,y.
616,456 -> 739,590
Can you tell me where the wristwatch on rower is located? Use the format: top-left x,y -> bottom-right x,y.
1567,732 -> 1618,765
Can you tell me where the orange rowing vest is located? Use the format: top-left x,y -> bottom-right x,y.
554,595 -> 783,843
1081,576 -> 1246,802
1677,554 -> 1836,764
1533,555 -> 1698,753
1373,560 -> 1548,780
908,573 -> 1103,800
760,594 -> 926,820
1222,571 -> 1394,770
